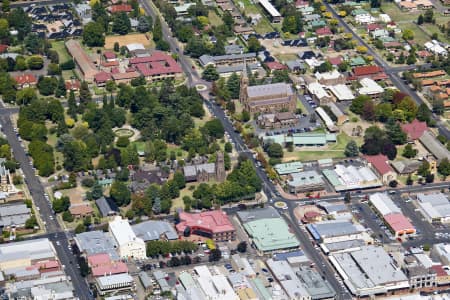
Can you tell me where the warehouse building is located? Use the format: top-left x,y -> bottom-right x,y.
266,259 -> 311,300
286,170 -> 326,194
306,220 -> 369,244
296,266 -> 336,299
237,207 -> 300,254
322,164 -> 381,191
132,220 -> 178,242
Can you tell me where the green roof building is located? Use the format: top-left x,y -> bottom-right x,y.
349,56 -> 366,66
351,8 -> 368,16
237,207 -> 300,254
274,161 -> 304,175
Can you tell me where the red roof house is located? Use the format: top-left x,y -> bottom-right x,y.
103,51 -> 117,61
0,44 -> 9,54
91,262 -> 128,277
364,154 -> 397,184
176,211 -> 236,242
315,27 -> 332,36
265,61 -> 287,71
109,4 -> 132,13
328,56 -> 343,66
101,60 -> 120,67
65,79 -> 81,91
401,119 -> 428,140
384,213 -> 415,238
350,65 -> 387,81
366,24 -> 382,32
88,253 -> 112,267
94,71 -> 112,86
14,74 -> 37,89
295,0 -> 309,8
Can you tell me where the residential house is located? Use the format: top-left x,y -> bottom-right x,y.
69,203 -> 94,218
14,74 -> 37,89
364,154 -> 397,184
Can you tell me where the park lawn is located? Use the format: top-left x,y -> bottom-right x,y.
329,132 -> 363,150
208,10 -> 223,27
380,2 -> 418,22
171,185 -> 194,212
240,0 -> 260,14
275,53 -> 298,62
283,150 -> 346,162
254,18 -> 274,34
51,41 -> 70,62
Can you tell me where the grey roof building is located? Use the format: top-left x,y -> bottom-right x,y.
74,231 -> 119,260
306,220 -> 365,241
296,267 -> 336,300
139,271 -> 152,291
0,203 -> 31,227
419,131 -> 450,162
95,197 -> 119,217
131,220 -> 178,242
224,45 -> 244,55
199,53 -> 257,67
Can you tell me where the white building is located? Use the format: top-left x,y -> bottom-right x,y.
315,107 -> 338,132
355,14 -> 377,24
378,13 -> 392,23
416,193 -> 450,224
369,193 -> 401,216
109,216 -> 146,260
307,82 -> 332,104
424,40 -> 448,56
328,84 -> 355,101
358,78 -> 384,99
96,273 -> 134,296
266,259 -> 311,300
193,266 -> 239,300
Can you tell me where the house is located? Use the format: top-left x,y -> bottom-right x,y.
109,216 -> 146,259
94,71 -> 112,87
351,65 -> 387,81
103,51 -> 117,62
424,40 -> 448,56
401,119 -> 428,141
265,61 -> 287,71
370,29 -> 389,39
65,79 -> 81,91
69,203 -> 94,218
364,154 -> 397,184
357,78 -> 384,100
366,23 -> 382,32
14,74 -> 37,89
315,27 -> 332,37
328,56 -> 342,66
111,71 -> 140,84
129,51 -> 183,82
176,211 -> 236,242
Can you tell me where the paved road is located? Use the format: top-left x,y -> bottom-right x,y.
9,0 -> 70,7
0,112 -> 92,300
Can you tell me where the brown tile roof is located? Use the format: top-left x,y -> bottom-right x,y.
413,70 -> 446,78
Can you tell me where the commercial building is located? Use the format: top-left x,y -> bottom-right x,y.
237,207 -> 300,254
357,78 -> 384,100
329,246 -> 409,296
193,266 -> 239,300
306,220 -> 368,244
307,82 -> 333,105
176,210 -> 236,242
65,39 -> 98,82
315,70 -> 346,85
431,243 -> 450,265
109,216 -> 146,259
88,253 -> 128,277
131,220 -> 178,242
231,254 -> 256,278
266,259 -> 311,299
240,79 -> 297,113
0,238 -> 56,271
286,170 -> 326,194
6,275 -> 74,299
322,164 -> 381,191
369,193 -> 401,216
296,266 -> 336,299
274,161 -> 304,175
364,154 -> 397,184
96,273 -> 134,296
351,65 -> 387,81
0,202 -> 31,228
74,230 -> 119,260
416,193 -> 450,224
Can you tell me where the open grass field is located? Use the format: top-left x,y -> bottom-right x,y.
275,53 -> 298,62
399,23 -> 430,45
254,18 -> 275,34
283,150 -> 346,162
104,33 -> 154,49
51,41 -> 70,62
208,10 -> 223,27
380,2 -> 418,22
422,23 -> 450,44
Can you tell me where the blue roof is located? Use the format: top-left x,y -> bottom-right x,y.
306,224 -> 321,240
272,250 -> 305,261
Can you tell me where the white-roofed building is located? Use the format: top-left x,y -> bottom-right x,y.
0,238 -> 56,271
96,273 -> 134,295
328,84 -> 355,101
322,164 -> 381,191
315,70 -> 346,85
266,259 -> 311,300
193,265 -> 239,300
316,107 -> 338,132
307,82 -> 332,104
424,40 -> 448,56
416,193 -> 450,224
378,13 -> 391,23
126,43 -> 145,53
369,193 -> 401,216
358,78 -> 384,100
109,216 -> 146,259
257,0 -> 282,22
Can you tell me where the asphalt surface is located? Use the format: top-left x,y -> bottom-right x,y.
0,111 -> 92,299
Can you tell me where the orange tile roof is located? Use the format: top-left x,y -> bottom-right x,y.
413,70 -> 446,78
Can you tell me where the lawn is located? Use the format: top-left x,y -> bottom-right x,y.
398,23 -> 430,45
171,184 -> 195,212
275,53 -> 298,62
208,10 -> 223,27
380,2 -> 418,22
62,70 -> 77,81
422,23 -> 450,44
254,17 -> 274,34
51,41 -> 70,62
329,132 -> 363,150
296,99 -> 308,115
283,150 -> 346,162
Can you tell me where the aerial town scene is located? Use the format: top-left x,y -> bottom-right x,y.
0,0 -> 450,298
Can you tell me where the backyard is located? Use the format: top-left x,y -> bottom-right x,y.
51,41 -> 70,62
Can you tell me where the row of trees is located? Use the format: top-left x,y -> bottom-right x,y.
146,240 -> 198,258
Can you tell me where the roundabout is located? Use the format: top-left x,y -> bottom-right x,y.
195,84 -> 207,91
274,201 -> 288,210
114,128 -> 135,138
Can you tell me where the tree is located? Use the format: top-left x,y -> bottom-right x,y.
2,0 -> 10,12
424,9 -> 434,23
406,175 -> 413,185
91,183 -> 104,199
37,76 -> 57,96
75,223 -> 87,234
173,171 -> 186,189
62,211 -> 74,222
417,160 -> 430,177
385,119 -> 407,145
67,90 -> 77,119
202,119 -> 224,139
344,140 -> 359,157
237,241 -> 247,253
402,144 -> 418,158
402,29 -> 414,41
110,181 -> 131,206
224,142 -> 232,153
137,16 -> 151,33
24,33 -> 44,54
26,55 -> 44,70
315,61 -> 333,73
417,103 -> 431,124
438,158 -> 450,179
82,21 -> 105,47
350,95 -> 371,115
247,36 -> 262,52
406,52 -> 417,65
209,249 -> 222,262
389,180 -> 398,188
267,143 -> 283,158
226,73 -> 240,99
112,12 -> 131,35
55,76 -> 67,98
79,81 -> 92,111
417,14 -> 424,25
25,215 -> 38,229
52,196 -> 70,213
202,65 -> 219,81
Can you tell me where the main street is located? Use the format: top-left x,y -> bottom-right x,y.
0,109 -> 92,299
